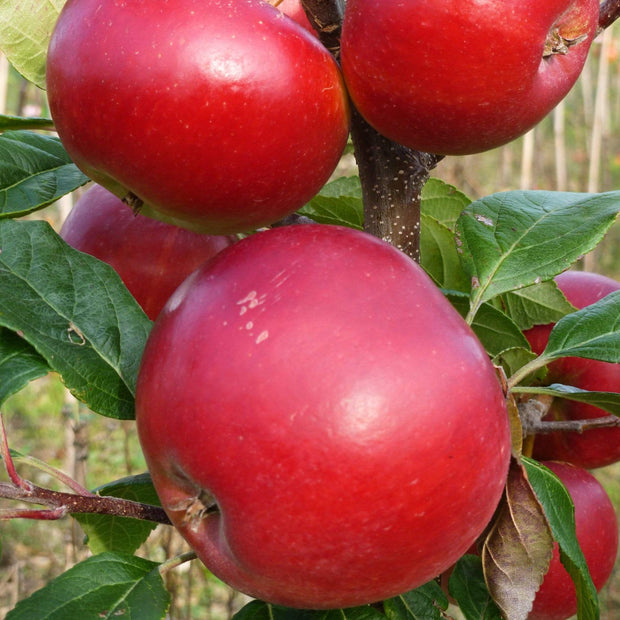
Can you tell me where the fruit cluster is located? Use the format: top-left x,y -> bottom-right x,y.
45,0 -> 618,618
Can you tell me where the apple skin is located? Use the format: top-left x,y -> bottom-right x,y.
529,461 -> 618,620
524,271 -> 620,469
135,223 -> 511,609
340,0 -> 599,155
275,0 -> 316,35
60,183 -> 236,320
46,0 -> 349,235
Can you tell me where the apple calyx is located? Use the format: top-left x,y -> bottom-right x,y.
543,29 -> 589,58
121,191 -> 144,215
167,489 -> 218,533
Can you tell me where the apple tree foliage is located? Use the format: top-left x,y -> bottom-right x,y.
0,1 -> 620,619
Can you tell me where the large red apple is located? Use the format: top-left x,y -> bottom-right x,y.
529,461 -> 618,620
60,184 -> 235,320
340,0 -> 599,155
135,223 -> 511,608
46,0 -> 349,235
524,270 -> 620,469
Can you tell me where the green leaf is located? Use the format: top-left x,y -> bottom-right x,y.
0,219 -> 152,419
483,458 -> 554,620
0,327 -> 49,406
0,131 -> 90,219
0,114 -> 55,132
448,293 -> 530,357
5,552 -> 170,620
542,291 -> 620,363
421,214 -> 470,292
0,0 -> 65,88
499,280 -> 576,331
456,191 -> 620,317
233,601 -> 385,620
512,383 -> 620,416
421,177 -> 472,231
492,347 -> 542,384
75,473 -> 161,555
299,176 -> 363,229
0,131 -> 89,217
384,581 -> 449,620
448,555 -> 502,620
522,457 -> 599,620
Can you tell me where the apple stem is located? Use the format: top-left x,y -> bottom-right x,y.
598,0 -> 620,33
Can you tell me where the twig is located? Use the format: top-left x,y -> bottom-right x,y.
0,413 -> 171,525
529,416 -> 620,435
350,109 -> 444,261
159,550 -> 198,576
0,481 -> 171,523
300,0 -> 344,59
517,396 -> 620,436
599,0 -> 620,33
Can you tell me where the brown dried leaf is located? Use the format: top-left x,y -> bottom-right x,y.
506,392 -> 523,458
482,458 -> 554,620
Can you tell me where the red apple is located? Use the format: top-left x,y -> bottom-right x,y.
524,271 -> 620,469
340,0 -> 599,155
529,461 -> 618,620
135,223 -> 511,608
273,0 -> 316,35
60,183 -> 235,320
46,0 -> 349,235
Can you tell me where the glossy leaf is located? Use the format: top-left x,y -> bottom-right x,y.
421,177 -> 471,230
448,293 -> 529,357
449,555 -> 502,620
299,175 -> 363,229
500,280 -> 576,331
513,383 -> 620,416
0,219 -> 152,419
5,552 -> 170,619
384,581 -> 449,620
522,457 -> 599,620
421,214 -> 470,292
492,347 -> 542,385
0,131 -> 89,219
483,458 -> 554,620
543,290 -> 620,363
456,190 -> 620,317
0,0 -> 65,88
0,327 -> 49,406
75,473 -> 161,555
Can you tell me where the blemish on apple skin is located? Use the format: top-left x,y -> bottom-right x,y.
256,330 -> 269,344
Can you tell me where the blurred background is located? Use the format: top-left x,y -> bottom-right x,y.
0,22 -> 619,620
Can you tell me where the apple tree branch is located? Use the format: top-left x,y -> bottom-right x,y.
599,0 -> 620,32
300,0 -> 444,261
0,414 -> 170,525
